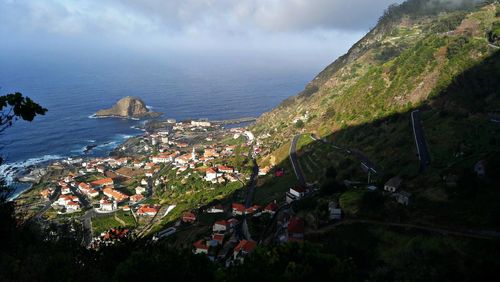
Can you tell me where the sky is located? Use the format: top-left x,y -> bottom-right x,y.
0,0 -> 405,64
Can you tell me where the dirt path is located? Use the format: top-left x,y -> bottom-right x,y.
114,213 -> 126,226
307,219 -> 500,240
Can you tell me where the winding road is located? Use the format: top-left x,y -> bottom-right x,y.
307,219 -> 500,240
290,134 -> 307,187
411,110 -> 431,172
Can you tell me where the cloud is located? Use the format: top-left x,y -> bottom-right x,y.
0,0 -> 415,56
1,0 -> 405,37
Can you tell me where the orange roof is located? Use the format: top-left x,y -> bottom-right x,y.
234,240 -> 257,253
232,203 -> 245,212
214,220 -> 228,226
213,234 -> 225,242
137,205 -> 159,215
130,194 -> 144,202
265,202 -> 278,212
182,212 -> 196,220
217,165 -> 234,171
103,187 -> 129,202
206,168 -> 217,174
79,182 -> 91,190
193,239 -> 208,250
91,178 -> 114,186
287,217 -> 305,234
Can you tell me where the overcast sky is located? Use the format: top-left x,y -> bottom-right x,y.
0,0 -> 405,60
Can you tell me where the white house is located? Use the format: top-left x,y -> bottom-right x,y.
99,199 -> 117,212
61,186 -> 71,195
207,205 -> 224,213
384,176 -> 402,193
205,168 -> 218,181
66,201 -> 81,212
286,186 -> 306,203
213,220 -> 229,233
135,186 -> 146,195
152,153 -> 175,164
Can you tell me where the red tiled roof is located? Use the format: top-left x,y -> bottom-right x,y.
137,205 -> 159,215
291,186 -> 306,193
78,182 -> 90,189
232,203 -> 245,212
265,202 -> 278,212
130,194 -> 144,202
193,239 -> 209,250
206,168 -> 217,174
213,234 -> 225,243
103,187 -> 129,202
91,178 -> 114,186
287,217 -> 305,234
214,220 -> 228,227
182,212 -> 196,221
217,165 -> 234,171
234,240 -> 257,253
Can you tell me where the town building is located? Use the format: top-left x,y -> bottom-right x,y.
286,186 -> 306,203
232,203 -> 246,216
384,176 -> 402,192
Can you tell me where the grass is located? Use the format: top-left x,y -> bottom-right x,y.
222,135 -> 247,146
307,222 -> 500,280
339,190 -> 366,216
296,134 -> 314,150
254,160 -> 298,205
91,210 -> 136,235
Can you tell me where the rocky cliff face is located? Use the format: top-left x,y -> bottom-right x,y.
96,96 -> 161,119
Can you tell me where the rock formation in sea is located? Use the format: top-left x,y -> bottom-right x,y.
95,96 -> 161,119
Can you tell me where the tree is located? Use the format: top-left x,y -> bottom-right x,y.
295,120 -> 304,129
0,92 -> 47,133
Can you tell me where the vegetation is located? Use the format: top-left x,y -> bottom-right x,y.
2,1 -> 500,281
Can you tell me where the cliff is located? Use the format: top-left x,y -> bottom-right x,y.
95,96 -> 161,119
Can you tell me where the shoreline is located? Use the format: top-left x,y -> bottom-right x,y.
5,116 -> 255,202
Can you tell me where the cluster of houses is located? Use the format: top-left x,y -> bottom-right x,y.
90,227 -> 130,249
42,175 -> 84,213
191,211 -> 256,264
39,154 -> 160,215
148,135 -> 248,184
189,201 -> 280,264
383,176 -> 411,206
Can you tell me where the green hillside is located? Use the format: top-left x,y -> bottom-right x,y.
252,0 -> 500,232
254,0 -> 499,162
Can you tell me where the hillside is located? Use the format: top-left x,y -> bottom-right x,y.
253,0 -> 500,229
253,1 -> 500,176
254,0 -> 499,162
2,1 -> 500,281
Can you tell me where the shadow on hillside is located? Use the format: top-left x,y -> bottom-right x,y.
258,50 -> 500,229
1,47 -> 499,282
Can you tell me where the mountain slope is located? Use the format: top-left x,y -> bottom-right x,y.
252,0 -> 500,230
254,0 -> 499,167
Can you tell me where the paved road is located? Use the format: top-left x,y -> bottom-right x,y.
244,159 -> 259,208
258,203 -> 290,245
81,209 -> 95,247
307,219 -> 500,240
411,110 -> 431,172
488,43 -> 500,49
32,187 -> 61,221
312,133 -> 380,176
290,134 -> 307,187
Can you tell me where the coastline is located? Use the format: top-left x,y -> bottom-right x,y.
89,113 -> 141,121
5,116 -> 255,202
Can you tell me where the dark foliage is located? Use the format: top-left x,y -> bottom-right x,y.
0,92 -> 47,133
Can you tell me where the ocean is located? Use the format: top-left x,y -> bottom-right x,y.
0,50 -> 325,196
